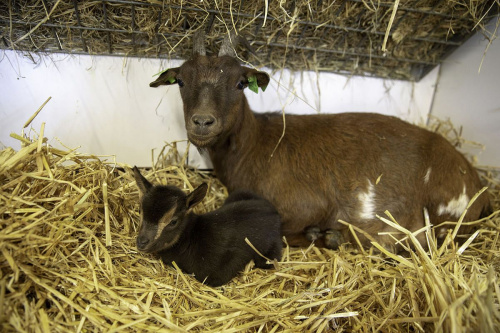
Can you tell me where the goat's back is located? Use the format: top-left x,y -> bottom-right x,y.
162,196 -> 282,286
199,196 -> 281,249
212,112 -> 490,249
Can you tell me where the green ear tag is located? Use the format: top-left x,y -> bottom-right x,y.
247,75 -> 259,94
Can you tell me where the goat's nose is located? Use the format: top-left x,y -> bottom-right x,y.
137,235 -> 150,249
191,114 -> 216,128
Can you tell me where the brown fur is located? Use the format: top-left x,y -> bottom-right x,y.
150,54 -> 491,250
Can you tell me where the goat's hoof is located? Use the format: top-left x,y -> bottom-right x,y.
324,229 -> 344,250
305,226 -> 322,242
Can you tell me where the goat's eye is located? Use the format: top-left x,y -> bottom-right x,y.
170,218 -> 179,227
177,79 -> 184,87
236,80 -> 246,90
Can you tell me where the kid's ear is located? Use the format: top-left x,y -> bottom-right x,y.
186,183 -> 208,209
133,166 -> 153,197
150,68 -> 180,87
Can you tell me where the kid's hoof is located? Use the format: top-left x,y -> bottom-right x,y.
324,229 -> 344,249
305,226 -> 322,242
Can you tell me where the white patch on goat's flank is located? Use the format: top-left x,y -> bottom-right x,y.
424,167 -> 432,184
358,180 -> 376,220
437,185 -> 469,218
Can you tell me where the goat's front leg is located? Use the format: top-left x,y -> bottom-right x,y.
305,226 -> 345,250
324,229 -> 345,249
305,226 -> 323,242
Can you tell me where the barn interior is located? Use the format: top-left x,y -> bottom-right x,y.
1,1 -> 500,332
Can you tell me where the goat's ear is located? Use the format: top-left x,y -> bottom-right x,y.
186,183 -> 208,209
150,68 -> 180,87
133,166 -> 153,197
243,68 -> 270,93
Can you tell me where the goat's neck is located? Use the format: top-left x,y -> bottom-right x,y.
208,99 -> 258,184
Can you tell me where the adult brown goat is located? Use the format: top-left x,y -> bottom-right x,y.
150,32 -> 491,251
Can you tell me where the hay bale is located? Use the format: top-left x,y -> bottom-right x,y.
1,0 -> 498,80
1,121 -> 500,332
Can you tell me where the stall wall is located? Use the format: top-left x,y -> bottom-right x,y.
0,50 -> 437,168
430,19 -> 500,167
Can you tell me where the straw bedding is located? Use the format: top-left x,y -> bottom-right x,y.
1,121 -> 500,332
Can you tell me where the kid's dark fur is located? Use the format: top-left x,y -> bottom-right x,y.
133,167 -> 282,287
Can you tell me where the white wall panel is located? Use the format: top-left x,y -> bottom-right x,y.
431,19 -> 499,166
1,50 -> 437,168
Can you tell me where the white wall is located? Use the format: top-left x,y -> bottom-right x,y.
431,18 -> 500,167
0,50 -> 437,168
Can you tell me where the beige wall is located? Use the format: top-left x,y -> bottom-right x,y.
431,19 -> 500,166
0,51 -> 437,168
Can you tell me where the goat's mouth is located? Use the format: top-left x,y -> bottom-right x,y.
137,234 -> 180,253
187,133 -> 219,148
137,239 -> 157,253
137,241 -> 165,254
137,244 -> 153,253
137,237 -> 164,253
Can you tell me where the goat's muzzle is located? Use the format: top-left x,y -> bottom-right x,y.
136,235 -> 151,252
187,114 -> 222,148
191,114 -> 216,129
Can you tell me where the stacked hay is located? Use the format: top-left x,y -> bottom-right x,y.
1,0 -> 498,80
0,123 -> 499,332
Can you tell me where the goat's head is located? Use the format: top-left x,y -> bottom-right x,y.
133,166 -> 208,253
150,32 -> 270,148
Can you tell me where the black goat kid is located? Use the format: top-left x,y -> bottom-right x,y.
133,167 -> 282,287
